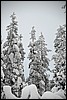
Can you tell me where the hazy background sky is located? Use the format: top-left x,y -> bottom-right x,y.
1,1 -> 66,80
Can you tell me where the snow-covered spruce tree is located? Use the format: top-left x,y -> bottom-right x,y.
27,26 -> 37,84
1,39 -> 6,99
52,25 -> 66,95
27,26 -> 41,91
35,32 -> 51,94
27,27 -> 50,96
2,12 -> 25,97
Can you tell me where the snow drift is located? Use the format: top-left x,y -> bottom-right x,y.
54,89 -> 66,99
40,91 -> 63,99
3,84 -> 65,99
21,84 -> 40,99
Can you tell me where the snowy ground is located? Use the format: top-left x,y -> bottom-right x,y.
3,84 -> 66,99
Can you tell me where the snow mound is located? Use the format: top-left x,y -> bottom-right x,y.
41,91 -> 63,99
54,89 -> 66,99
21,84 -> 40,99
3,86 -> 21,99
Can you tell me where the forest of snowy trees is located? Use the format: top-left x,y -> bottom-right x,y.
1,3 -> 66,99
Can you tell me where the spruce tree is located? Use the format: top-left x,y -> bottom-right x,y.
51,4 -> 66,96
52,25 -> 66,95
27,26 -> 41,90
27,26 -> 37,85
2,12 -> 25,97
35,33 -> 51,94
1,39 -> 6,99
27,27 -> 50,95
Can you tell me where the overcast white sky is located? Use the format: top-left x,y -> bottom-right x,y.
1,1 -> 66,79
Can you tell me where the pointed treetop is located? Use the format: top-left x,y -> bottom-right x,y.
6,12 -> 18,32
57,25 -> 63,32
56,25 -> 64,36
32,26 -> 34,29
61,4 -> 66,13
40,32 -> 44,38
62,4 -> 66,9
31,26 -> 36,33
29,26 -> 36,42
40,32 -> 44,37
10,12 -> 16,18
41,32 -> 43,35
10,12 -> 16,22
19,34 -> 23,41
38,32 -> 45,42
